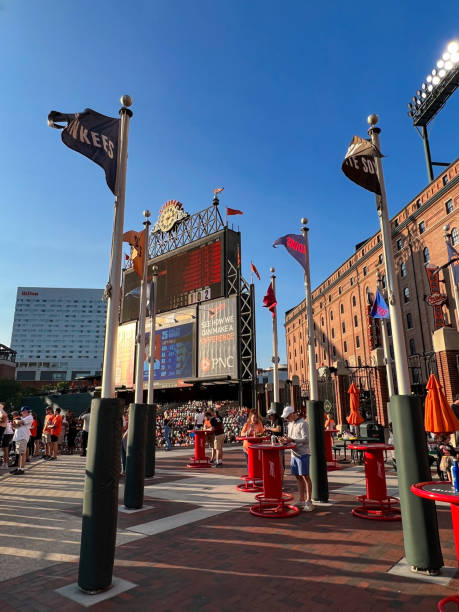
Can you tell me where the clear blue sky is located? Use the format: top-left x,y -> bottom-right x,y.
1,0 -> 458,369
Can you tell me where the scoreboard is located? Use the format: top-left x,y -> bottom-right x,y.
122,229 -> 239,323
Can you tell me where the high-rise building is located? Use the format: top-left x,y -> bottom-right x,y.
11,287 -> 107,383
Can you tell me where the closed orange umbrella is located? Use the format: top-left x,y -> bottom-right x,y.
424,373 -> 459,433
346,383 -> 364,425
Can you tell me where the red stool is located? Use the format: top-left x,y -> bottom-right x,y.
438,595 -> 459,611
236,436 -> 269,492
186,430 -> 211,469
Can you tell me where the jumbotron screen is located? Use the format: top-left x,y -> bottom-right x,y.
122,231 -> 231,322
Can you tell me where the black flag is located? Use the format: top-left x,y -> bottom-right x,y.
342,135 -> 382,195
48,108 -> 119,194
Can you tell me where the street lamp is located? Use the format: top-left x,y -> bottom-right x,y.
408,39 -> 459,182
443,224 -> 459,328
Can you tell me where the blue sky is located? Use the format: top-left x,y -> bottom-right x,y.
1,0 -> 458,369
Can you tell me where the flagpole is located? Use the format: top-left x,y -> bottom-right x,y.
270,268 -> 280,405
134,215 -> 150,403
250,261 -> 254,285
101,98 -> 133,398
443,225 -> 459,328
301,220 -> 318,401
377,272 -> 395,397
367,114 -> 443,573
148,266 -> 158,404
368,118 -> 410,395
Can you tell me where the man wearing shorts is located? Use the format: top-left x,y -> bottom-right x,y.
42,407 -> 54,459
281,405 -> 314,511
10,407 -> 33,476
49,408 -> 63,460
204,408 -> 225,467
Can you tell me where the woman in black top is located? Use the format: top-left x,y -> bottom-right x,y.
163,410 -> 173,450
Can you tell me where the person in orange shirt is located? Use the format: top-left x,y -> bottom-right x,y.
42,407 -> 54,459
48,408 -> 63,460
241,410 -> 264,466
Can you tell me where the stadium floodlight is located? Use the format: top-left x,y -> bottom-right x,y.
408,38 -> 459,181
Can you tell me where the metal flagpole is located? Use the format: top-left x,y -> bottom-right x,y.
124,214 -> 150,509
377,273 -> 395,397
270,268 -> 280,406
78,95 -> 133,594
301,218 -> 328,503
443,225 -> 459,328
367,114 -> 443,573
145,265 -> 158,478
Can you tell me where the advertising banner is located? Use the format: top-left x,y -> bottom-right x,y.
115,322 -> 136,387
198,296 -> 238,379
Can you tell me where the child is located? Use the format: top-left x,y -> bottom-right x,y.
440,447 -> 455,482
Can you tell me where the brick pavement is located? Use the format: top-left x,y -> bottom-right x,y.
0,448 -> 457,611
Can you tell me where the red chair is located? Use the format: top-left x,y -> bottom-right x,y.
438,595 -> 459,611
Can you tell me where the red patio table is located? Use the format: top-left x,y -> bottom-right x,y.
348,443 -> 400,521
411,481 -> 459,567
236,435 -> 270,492
186,429 -> 211,469
248,441 -> 300,518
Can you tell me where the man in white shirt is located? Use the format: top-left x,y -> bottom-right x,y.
79,408 -> 91,457
11,407 -> 33,476
281,405 -> 314,512
194,409 -> 204,430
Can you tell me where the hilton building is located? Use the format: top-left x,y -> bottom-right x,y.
285,160 -> 459,427
11,287 -> 106,383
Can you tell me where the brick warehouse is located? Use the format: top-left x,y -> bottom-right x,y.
285,159 -> 459,428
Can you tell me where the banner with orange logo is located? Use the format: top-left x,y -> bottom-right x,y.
198,297 -> 238,379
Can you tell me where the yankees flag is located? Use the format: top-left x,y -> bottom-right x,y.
370,288 -> 390,319
273,234 -> 307,271
342,135 -> 382,195
48,108 -> 119,194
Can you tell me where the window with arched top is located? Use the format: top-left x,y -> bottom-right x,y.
423,247 -> 430,263
330,311 -> 334,321
400,263 -> 407,278
452,228 -> 459,246
352,295 -> 356,307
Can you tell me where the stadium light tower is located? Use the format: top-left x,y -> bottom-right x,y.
408,39 -> 459,182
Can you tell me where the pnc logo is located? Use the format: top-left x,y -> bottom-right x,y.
201,357 -> 211,372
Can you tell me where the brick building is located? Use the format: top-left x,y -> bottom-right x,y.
285,160 -> 459,426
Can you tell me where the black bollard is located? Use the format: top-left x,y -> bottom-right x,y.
144,403 -> 156,478
124,403 -> 148,509
307,400 -> 329,503
390,395 -> 443,571
78,397 -> 123,593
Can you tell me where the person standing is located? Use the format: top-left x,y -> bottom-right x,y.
163,410 -> 173,451
66,411 -> 77,454
10,407 -> 33,476
42,407 -> 54,459
1,415 -> 13,468
0,403 -> 7,448
79,408 -> 91,457
205,408 -> 225,467
48,408 -> 62,460
281,405 -> 314,511
27,412 -> 38,461
194,408 -> 204,430
241,410 -> 264,466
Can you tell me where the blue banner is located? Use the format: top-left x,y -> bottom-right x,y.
370,288 -> 390,319
273,234 -> 307,270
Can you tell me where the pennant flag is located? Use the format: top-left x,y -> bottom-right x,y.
447,241 -> 459,284
126,283 -> 153,314
123,229 -> 146,279
273,234 -> 307,271
251,262 -> 261,280
227,207 -> 243,216
342,135 -> 382,195
263,283 -> 277,317
124,253 -> 130,261
48,108 -> 120,194
370,288 -> 390,319
213,187 -> 224,194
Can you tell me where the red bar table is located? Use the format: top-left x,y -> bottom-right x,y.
248,442 -> 300,518
236,435 -> 270,492
324,428 -> 341,471
186,429 -> 211,468
411,481 -> 459,566
347,443 -> 400,521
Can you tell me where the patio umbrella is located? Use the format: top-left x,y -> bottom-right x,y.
346,383 -> 364,425
424,373 -> 459,433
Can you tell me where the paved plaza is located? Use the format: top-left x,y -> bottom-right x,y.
0,448 -> 457,611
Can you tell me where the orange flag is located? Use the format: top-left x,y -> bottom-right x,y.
122,229 -> 146,279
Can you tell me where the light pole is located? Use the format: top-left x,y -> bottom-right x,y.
145,264 -> 158,478
443,224 -> 459,329
269,267 -> 280,408
368,114 -> 443,574
376,272 -> 394,397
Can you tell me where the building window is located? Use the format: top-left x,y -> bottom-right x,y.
377,235 -> 381,243
321,317 -> 324,326
446,199 -> 453,214
332,346 -> 336,357
363,266 -> 367,276
330,311 -> 334,321
403,287 -> 410,303
352,295 -> 356,307
358,356 -> 362,367
328,294 -> 331,302
322,333 -> 325,343
396,238 -> 403,251
331,328 -> 335,339
419,221 -> 426,234
356,336 -> 360,348
343,341 -> 348,353
381,275 -> 386,289
443,175 -> 449,186
452,228 -> 459,246
378,254 -> 383,264
342,322 -> 346,333
407,313 -> 413,329
354,315 -> 358,328
340,304 -> 344,314
339,286 -> 342,295
394,218 -> 399,227
400,262 -> 407,277
423,247 -> 430,263
409,338 -> 416,355
416,199 -> 421,209
350,277 -> 354,286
